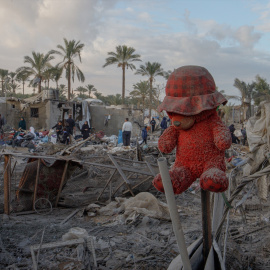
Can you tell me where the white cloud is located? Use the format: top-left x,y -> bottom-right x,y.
0,0 -> 269,101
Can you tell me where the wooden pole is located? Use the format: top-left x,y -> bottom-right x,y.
201,189 -> 212,264
32,159 -> 41,210
4,154 -> 11,215
55,161 -> 69,207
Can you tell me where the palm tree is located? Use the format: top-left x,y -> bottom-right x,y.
17,51 -> 55,93
135,62 -> 164,119
16,69 -> 31,95
85,84 -> 97,98
0,69 -> 9,95
52,65 -> 63,90
10,83 -> 20,94
163,70 -> 173,80
253,75 -> 270,105
103,45 -> 141,104
233,78 -> 255,121
129,81 -> 150,118
9,72 -> 17,85
75,86 -> 87,99
58,84 -> 67,101
55,38 -> 85,100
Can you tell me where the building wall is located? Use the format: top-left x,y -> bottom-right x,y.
89,105 -> 143,136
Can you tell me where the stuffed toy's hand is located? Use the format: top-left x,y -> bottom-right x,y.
158,126 -> 179,153
213,117 -> 232,151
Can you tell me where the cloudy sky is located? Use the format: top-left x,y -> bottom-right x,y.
1,0 -> 270,101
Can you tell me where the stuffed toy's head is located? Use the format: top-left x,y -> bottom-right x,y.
158,65 -> 227,116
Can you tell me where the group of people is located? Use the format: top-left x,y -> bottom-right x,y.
52,114 -> 92,144
229,124 -> 247,145
121,116 -> 169,147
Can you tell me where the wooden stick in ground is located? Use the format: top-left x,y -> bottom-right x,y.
55,161 -> 69,207
4,154 -> 11,215
32,158 -> 41,210
157,157 -> 192,270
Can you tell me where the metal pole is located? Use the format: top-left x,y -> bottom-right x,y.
157,157 -> 192,270
201,189 -> 212,264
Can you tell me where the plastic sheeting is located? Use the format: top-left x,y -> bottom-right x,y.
78,100 -> 91,129
246,101 -> 269,152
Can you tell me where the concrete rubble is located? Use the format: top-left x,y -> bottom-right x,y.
1,103 -> 270,269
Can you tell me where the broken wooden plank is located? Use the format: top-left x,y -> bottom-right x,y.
97,169 -> 117,201
31,238 -> 85,251
60,209 -> 80,225
55,160 -> 69,207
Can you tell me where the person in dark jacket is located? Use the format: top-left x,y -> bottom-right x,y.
150,117 -> 156,132
65,114 -> 75,135
52,121 -> 63,142
141,126 -> 148,145
160,117 -> 168,135
81,121 -> 90,140
61,127 -> 69,145
18,117 -> 26,131
241,127 -> 247,145
229,124 -> 240,144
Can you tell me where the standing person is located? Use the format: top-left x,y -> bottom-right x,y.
0,114 -> 4,132
150,117 -> 156,132
52,121 -> 63,142
66,114 -> 75,143
81,121 -> 90,140
61,127 -> 70,145
229,124 -> 240,144
141,126 -> 148,145
18,117 -> 26,131
160,117 -> 168,135
122,118 -> 132,147
241,126 -> 247,145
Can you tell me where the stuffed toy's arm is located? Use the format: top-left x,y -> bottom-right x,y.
213,119 -> 232,150
158,126 -> 179,153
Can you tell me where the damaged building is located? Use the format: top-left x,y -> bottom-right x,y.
0,90 -> 143,136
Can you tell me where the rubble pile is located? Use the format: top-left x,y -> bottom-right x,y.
2,104 -> 270,269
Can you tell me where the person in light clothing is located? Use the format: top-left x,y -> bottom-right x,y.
122,118 -> 132,146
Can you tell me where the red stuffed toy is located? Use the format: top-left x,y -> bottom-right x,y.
153,65 -> 232,194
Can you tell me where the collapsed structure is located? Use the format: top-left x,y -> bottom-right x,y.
0,92 -> 270,269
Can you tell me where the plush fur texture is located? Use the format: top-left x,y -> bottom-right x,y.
153,109 -> 232,194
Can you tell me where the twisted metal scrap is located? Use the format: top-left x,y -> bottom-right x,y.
215,164 -> 270,241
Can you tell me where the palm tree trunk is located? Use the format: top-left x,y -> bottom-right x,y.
122,65 -> 125,104
23,81 -> 25,95
38,81 -> 41,93
149,78 -> 153,120
68,65 -> 71,100
48,79 -> 50,89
